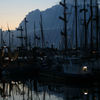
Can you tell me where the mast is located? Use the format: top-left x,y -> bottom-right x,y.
90,0 -> 93,50
29,37 -> 31,50
80,0 -> 88,49
59,0 -> 67,51
17,26 -> 24,48
12,33 -> 14,49
84,0 -> 87,49
95,0 -> 99,50
40,14 -> 45,48
7,26 -> 11,48
0,28 -> 3,48
75,0 -> 78,49
34,22 -> 36,47
24,18 -> 28,50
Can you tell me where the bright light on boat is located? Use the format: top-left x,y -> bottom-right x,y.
82,66 -> 88,72
84,91 -> 88,95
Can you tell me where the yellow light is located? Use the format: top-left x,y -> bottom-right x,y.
82,66 -> 88,72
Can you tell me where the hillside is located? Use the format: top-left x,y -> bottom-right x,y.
1,0 -> 100,49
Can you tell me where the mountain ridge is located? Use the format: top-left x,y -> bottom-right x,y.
1,0 -> 100,49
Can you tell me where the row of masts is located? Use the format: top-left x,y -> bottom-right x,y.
0,0 -> 100,53
16,14 -> 45,50
0,13 -> 45,50
60,0 -> 99,52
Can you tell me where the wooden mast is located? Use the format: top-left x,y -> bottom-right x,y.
75,0 -> 78,49
40,14 -> 45,48
34,22 -> 36,47
12,33 -> 14,49
84,0 -> 87,49
80,0 -> 88,49
90,0 -> 93,50
0,28 -> 3,48
24,18 -> 28,50
95,0 -> 99,50
7,26 -> 11,49
17,26 -> 24,48
59,0 -> 67,51
33,22 -> 40,47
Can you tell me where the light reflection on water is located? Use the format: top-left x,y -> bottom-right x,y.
0,79 -> 100,100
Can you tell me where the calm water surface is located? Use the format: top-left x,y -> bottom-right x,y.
0,79 -> 100,100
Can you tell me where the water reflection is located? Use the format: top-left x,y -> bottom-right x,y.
0,79 -> 100,100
